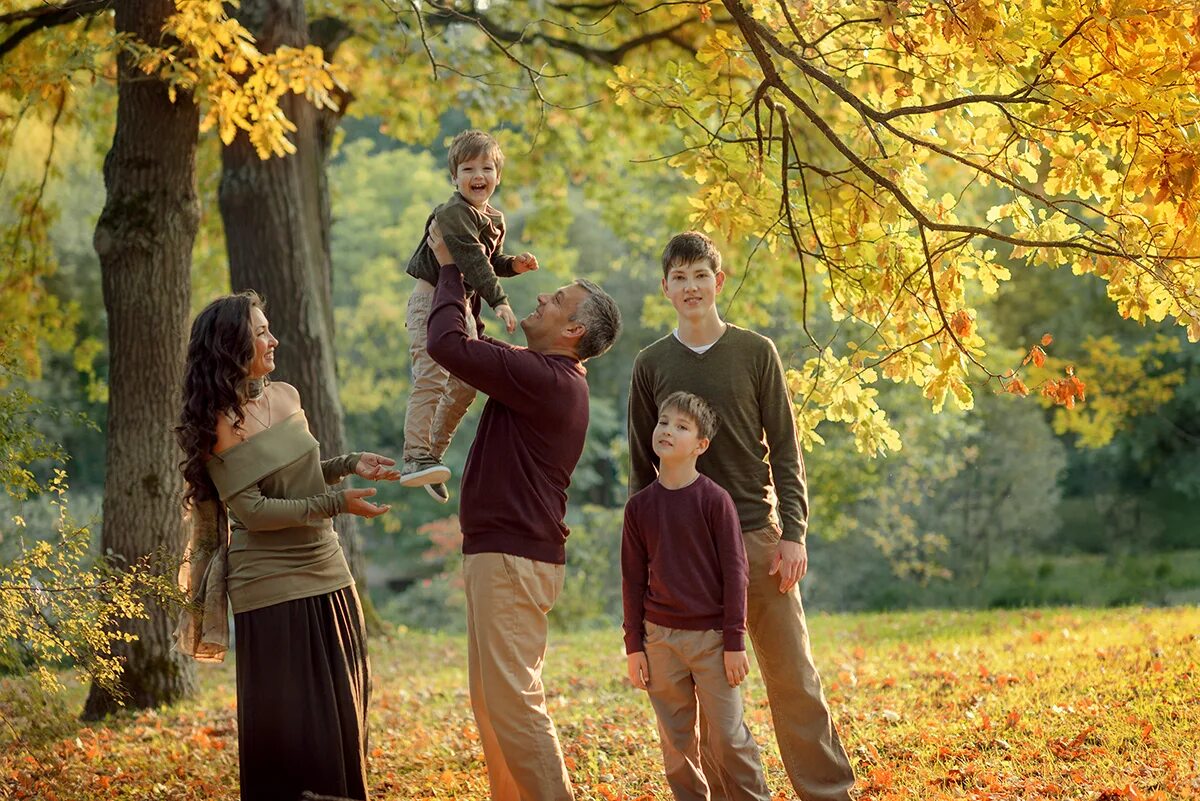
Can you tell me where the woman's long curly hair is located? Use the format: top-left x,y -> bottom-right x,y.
176,291 -> 264,508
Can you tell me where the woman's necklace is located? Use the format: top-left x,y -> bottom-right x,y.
231,379 -> 271,440
243,390 -> 271,431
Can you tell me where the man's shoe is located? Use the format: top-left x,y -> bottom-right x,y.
400,461 -> 451,487
424,482 -> 450,504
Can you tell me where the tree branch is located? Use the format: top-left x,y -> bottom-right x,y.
0,0 -> 111,60
420,1 -> 702,66
721,0 -> 1138,261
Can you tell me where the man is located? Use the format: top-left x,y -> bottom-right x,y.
628,231 -> 856,801
425,222 -> 622,800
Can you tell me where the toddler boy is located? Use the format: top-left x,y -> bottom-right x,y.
401,129 -> 537,502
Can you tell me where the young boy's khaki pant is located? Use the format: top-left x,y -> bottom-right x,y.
643,622 -> 770,801
404,279 -> 477,464
700,524 -> 856,801
463,552 -> 573,801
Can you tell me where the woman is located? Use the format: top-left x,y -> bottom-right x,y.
175,290 -> 396,801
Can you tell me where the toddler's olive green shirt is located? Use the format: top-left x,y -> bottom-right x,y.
628,325 -> 810,544
206,411 -> 360,613
406,191 -> 517,309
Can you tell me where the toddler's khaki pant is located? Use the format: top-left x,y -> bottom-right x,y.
404,279 -> 477,464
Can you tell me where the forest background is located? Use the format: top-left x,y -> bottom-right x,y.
1,0 -> 1199,728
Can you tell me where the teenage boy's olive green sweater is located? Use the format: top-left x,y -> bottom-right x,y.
628,324 -> 810,544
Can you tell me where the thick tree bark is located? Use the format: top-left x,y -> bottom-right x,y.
217,1 -> 384,633
83,0 -> 200,718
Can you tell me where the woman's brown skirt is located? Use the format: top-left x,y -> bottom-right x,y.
234,585 -> 370,801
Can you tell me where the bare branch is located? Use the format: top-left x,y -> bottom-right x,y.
877,91 -> 1048,122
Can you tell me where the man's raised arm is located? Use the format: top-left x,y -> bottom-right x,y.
426,264 -> 548,411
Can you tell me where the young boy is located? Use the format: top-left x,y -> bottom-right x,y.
401,129 -> 538,503
622,390 -> 771,801
628,232 -> 856,801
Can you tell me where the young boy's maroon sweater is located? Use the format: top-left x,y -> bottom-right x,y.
621,474 -> 749,654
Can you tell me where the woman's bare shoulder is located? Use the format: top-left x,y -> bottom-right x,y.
269,381 -> 303,415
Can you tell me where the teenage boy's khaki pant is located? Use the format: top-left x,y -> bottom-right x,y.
701,524 -> 856,801
643,622 -> 770,801
404,279 -> 477,464
464,552 -> 573,801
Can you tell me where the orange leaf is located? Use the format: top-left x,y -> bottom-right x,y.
1154,178 -> 1173,204
597,784 -> 623,801
868,767 -> 895,789
1005,377 -> 1030,396
950,309 -> 973,338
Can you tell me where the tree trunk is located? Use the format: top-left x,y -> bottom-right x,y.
217,2 -> 384,634
83,0 -> 200,719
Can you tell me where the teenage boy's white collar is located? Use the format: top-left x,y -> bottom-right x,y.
672,327 -> 722,354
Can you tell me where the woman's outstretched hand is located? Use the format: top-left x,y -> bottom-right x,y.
344,487 -> 390,518
355,453 -> 401,481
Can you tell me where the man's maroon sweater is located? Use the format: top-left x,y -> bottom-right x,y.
621,474 -> 749,654
426,264 -> 589,564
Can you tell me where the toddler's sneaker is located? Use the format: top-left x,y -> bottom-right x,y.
424,482 -> 450,504
400,460 -> 451,487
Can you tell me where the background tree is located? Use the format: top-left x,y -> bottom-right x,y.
79,0 -> 201,719
212,0 -> 387,628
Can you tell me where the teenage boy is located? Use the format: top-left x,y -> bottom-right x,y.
628,232 -> 856,801
425,221 -> 622,801
623,390 -> 771,801
401,129 -> 539,503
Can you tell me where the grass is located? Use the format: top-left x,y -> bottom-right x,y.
3,605 -> 1198,800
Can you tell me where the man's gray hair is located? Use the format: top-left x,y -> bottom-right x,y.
570,279 -> 622,361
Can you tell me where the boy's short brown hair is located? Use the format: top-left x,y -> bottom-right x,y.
659,390 -> 719,441
448,130 -> 505,176
661,231 -> 723,280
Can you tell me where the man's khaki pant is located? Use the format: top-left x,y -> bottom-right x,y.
643,622 -> 770,801
404,279 -> 477,464
701,524 -> 856,801
464,552 -> 573,801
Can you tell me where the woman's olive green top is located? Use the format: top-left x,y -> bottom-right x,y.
205,411 -> 361,614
